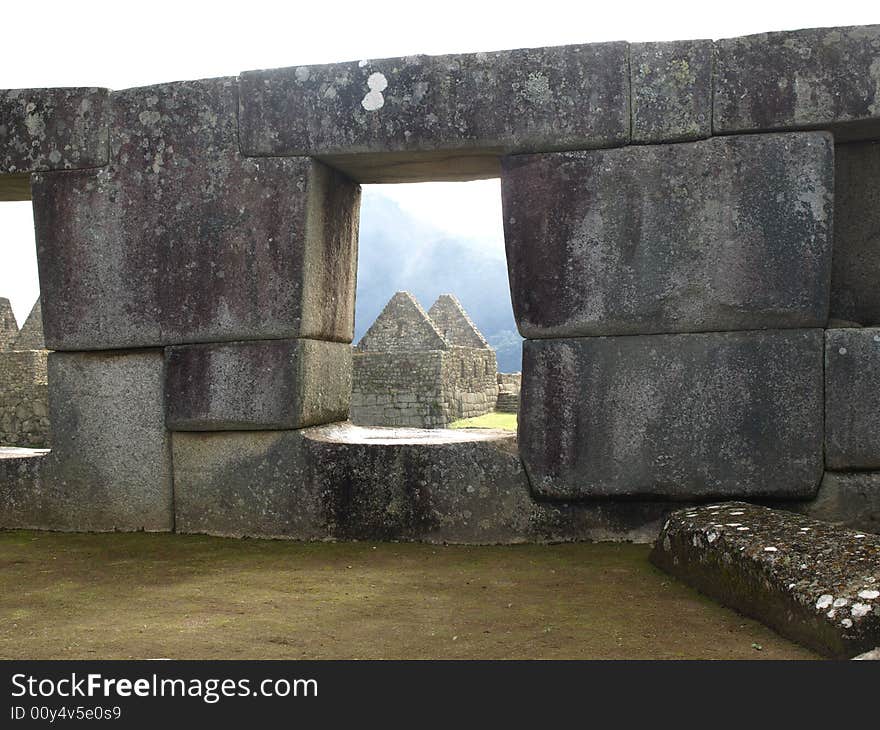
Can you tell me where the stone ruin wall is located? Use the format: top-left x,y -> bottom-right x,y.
2,25 -> 880,541
351,350 -> 447,427
350,292 -> 498,427
0,299 -> 49,448
0,350 -> 48,448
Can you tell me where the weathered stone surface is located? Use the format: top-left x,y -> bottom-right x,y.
12,298 -> 44,351
427,294 -> 489,349
356,291 -> 447,353
651,503 -> 880,658
172,430 -> 323,540
165,339 -> 352,430
782,471 -> 880,535
44,350 -> 172,531
32,77 -> 360,351
631,39 -> 713,143
502,133 -> 833,338
0,88 -> 109,177
825,328 -> 880,469
714,26 -> 880,138
0,298 -> 18,351
238,43 -> 630,183
0,450 -> 49,529
173,424 -> 686,543
0,350 -> 49,448
831,141 -> 880,325
520,330 -> 824,499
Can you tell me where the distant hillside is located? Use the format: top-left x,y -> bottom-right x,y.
355,191 -> 523,373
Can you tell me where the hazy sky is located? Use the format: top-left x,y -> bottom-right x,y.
1,0 -> 875,323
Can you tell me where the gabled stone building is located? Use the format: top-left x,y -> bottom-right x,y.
0,297 -> 49,447
350,292 -> 498,428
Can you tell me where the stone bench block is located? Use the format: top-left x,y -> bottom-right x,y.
502,133 -> 833,338
520,330 -> 824,499
631,39 -> 713,143
43,350 -> 172,531
825,328 -> 880,469
0,88 -> 109,182
238,43 -> 629,183
651,503 -> 880,658
32,77 -> 359,351
714,25 -> 880,139
165,339 -> 352,430
832,142 -> 880,325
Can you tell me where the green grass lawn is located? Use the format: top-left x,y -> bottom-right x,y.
448,411 -> 517,431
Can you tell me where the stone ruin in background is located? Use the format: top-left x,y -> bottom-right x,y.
350,291 -> 500,428
0,297 -> 48,448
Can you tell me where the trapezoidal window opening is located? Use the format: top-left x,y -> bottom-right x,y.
350,179 -> 522,431
0,193 -> 49,450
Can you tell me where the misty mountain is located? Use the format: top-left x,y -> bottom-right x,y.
355,192 -> 523,372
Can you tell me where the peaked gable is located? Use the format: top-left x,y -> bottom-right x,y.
0,297 -> 19,352
356,291 -> 449,352
427,294 -> 490,349
13,298 -> 44,351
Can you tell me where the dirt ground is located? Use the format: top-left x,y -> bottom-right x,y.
0,530 -> 817,660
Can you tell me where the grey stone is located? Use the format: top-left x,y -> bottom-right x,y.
32,77 -> 360,351
631,39 -> 713,143
0,298 -> 18,351
502,133 -> 833,338
0,450 -> 49,529
714,26 -> 880,139
12,298 -> 44,351
238,43 -> 630,183
520,330 -> 824,499
825,328 -> 880,470
172,423 -> 686,543
165,339 -> 352,430
651,502 -> 880,658
782,471 -> 880,535
44,350 -> 172,531
172,430 -> 325,540
0,88 -> 109,180
831,141 -> 880,325
308,425 -> 701,544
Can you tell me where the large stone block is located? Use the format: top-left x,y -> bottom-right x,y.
520,330 -> 824,499
783,471 -> 880,535
714,26 -> 880,139
651,503 -> 880,658
825,328 -> 880,469
0,88 -> 109,178
238,43 -> 630,183
831,142 -> 880,325
631,39 -> 713,143
502,133 -> 833,338
44,350 -> 172,531
165,339 -> 352,430
172,430 -> 325,539
172,424 -> 680,544
32,77 -> 360,351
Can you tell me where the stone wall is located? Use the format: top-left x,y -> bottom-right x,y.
351,350 -> 446,427
0,350 -> 49,448
3,24 -> 880,540
350,347 -> 498,427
